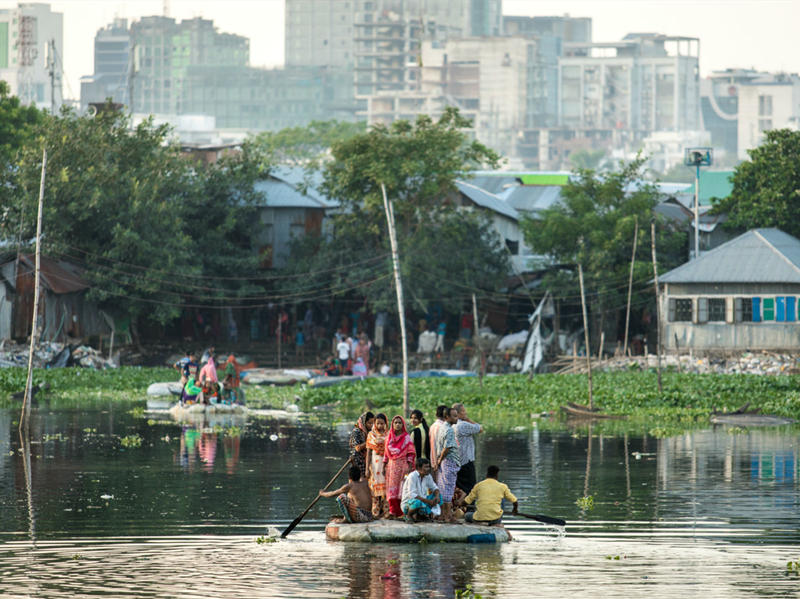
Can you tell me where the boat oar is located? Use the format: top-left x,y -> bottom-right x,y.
504,511 -> 566,527
281,457 -> 351,538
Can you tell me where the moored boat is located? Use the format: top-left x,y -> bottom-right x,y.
324,519 -> 512,543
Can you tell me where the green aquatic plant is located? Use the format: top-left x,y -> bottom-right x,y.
129,407 -> 145,418
225,426 -> 242,438
455,585 -> 484,599
120,435 -> 142,448
576,496 -> 595,510
726,426 -> 748,435
255,535 -> 277,544
788,560 -> 800,574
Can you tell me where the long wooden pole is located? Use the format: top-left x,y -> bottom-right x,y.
20,149 -> 47,436
623,219 -> 638,357
651,222 -> 662,396
381,183 -> 409,418
578,263 -> 593,409
472,293 -> 483,388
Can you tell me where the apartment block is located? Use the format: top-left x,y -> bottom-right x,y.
737,73 -> 800,160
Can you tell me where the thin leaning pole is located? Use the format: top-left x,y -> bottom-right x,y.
381,183 -> 409,418
651,221 -> 663,396
578,262 -> 593,410
623,218 -> 639,357
20,149 -> 47,436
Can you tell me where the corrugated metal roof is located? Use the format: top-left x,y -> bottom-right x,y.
455,181 -> 519,221
659,228 -> 800,284
13,254 -> 91,294
505,185 -> 562,213
253,166 -> 338,209
468,175 -> 519,196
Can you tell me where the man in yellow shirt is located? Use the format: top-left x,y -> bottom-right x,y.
461,465 -> 518,525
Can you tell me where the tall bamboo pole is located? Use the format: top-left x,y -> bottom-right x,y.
472,293 -> 483,388
623,219 -> 639,357
651,221 -> 663,396
381,183 -> 409,417
20,149 -> 47,436
578,263 -> 593,409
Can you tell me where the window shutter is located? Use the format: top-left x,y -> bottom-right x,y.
777,296 -> 786,322
735,298 -> 743,322
725,297 -> 734,323
668,298 -> 676,322
787,297 -> 796,322
698,298 -> 708,323
752,297 -> 761,322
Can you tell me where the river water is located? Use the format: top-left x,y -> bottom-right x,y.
0,406 -> 798,598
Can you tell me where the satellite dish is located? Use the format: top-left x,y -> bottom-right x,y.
86,105 -> 98,118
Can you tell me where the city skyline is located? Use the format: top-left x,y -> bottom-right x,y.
1,0 -> 799,105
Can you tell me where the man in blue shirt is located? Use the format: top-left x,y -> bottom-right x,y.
174,352 -> 198,384
453,402 -> 483,495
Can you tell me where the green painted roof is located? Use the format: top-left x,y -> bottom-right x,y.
684,170 -> 734,206
519,174 -> 570,186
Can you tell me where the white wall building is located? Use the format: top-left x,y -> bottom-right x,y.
0,3 -> 63,109
558,33 -> 700,133
642,129 -> 711,173
737,73 -> 800,160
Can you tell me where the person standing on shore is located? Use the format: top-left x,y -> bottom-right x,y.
453,402 -> 482,495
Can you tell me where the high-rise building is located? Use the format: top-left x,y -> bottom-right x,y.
285,0 -> 356,68
79,18 -> 131,108
0,2 -> 63,108
737,72 -> 800,160
129,16 -> 249,115
558,34 -> 700,133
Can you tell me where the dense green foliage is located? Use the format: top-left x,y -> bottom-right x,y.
522,155 -> 687,343
299,372 -> 800,427
569,149 -> 607,171
1,103 -> 266,329
249,119 -> 366,166
0,81 -> 45,164
712,128 -> 800,238
279,107 -> 509,312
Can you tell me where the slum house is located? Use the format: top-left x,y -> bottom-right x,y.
658,228 -> 800,350
0,255 -> 107,342
252,166 -> 339,269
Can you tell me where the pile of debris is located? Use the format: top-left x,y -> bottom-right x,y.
0,339 -> 120,369
596,351 -> 800,376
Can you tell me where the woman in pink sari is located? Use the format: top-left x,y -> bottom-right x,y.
383,415 -> 416,518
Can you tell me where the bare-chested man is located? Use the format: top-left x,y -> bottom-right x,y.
319,465 -> 374,523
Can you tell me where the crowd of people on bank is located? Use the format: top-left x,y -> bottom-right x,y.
173,346 -> 246,406
320,404 -> 518,527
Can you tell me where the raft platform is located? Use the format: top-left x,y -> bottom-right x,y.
325,519 -> 512,543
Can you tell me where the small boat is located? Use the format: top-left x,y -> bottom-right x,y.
307,375 -> 367,388
169,402 -> 248,419
325,519 -> 512,543
146,382 -> 246,410
709,402 -> 795,426
560,403 -> 627,420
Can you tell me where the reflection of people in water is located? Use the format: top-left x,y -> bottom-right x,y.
199,431 -> 218,472
223,434 -> 240,474
177,424 -> 220,472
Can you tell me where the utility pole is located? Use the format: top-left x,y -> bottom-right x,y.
623,218 -> 638,357
472,293 -> 483,388
20,149 -> 47,436
129,43 -> 136,117
651,221 -> 663,396
48,39 -> 56,115
381,183 -> 409,418
578,263 -> 593,409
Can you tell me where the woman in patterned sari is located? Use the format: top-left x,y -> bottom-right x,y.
365,413 -> 389,517
383,415 -> 416,518
349,411 -> 374,478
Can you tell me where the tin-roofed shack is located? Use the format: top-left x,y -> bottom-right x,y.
0,255 -> 107,342
659,228 -> 800,350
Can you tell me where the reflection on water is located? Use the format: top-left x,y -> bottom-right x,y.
0,407 -> 798,597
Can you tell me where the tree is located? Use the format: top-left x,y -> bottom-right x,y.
279,108 -> 509,314
0,80 -> 45,164
249,119 -> 366,166
11,106 -> 264,332
569,149 -> 607,171
712,129 -> 800,238
522,155 -> 687,344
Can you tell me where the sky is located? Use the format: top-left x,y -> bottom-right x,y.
4,0 -> 800,103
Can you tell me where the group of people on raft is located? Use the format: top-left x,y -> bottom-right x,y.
319,404 -> 518,526
173,347 -> 245,406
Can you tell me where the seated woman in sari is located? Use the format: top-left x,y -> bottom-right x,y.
383,415 -> 416,517
181,376 -> 204,406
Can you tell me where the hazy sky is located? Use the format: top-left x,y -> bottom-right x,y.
5,0 -> 800,102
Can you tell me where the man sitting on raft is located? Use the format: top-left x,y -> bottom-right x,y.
401,458 -> 442,523
460,465 -> 519,526
319,466 -> 374,524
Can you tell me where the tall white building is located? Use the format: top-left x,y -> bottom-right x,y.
558,33 -> 700,133
0,3 -> 63,108
737,73 -> 800,160
285,0 -> 355,68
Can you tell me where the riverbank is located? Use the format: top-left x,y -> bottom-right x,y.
2,367 -> 799,430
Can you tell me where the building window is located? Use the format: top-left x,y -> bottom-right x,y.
735,298 -> 753,322
759,119 -> 773,132
708,298 -> 726,322
762,297 -> 775,321
776,296 -> 796,322
670,298 -> 693,322
505,239 -> 519,255
759,94 -> 773,116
